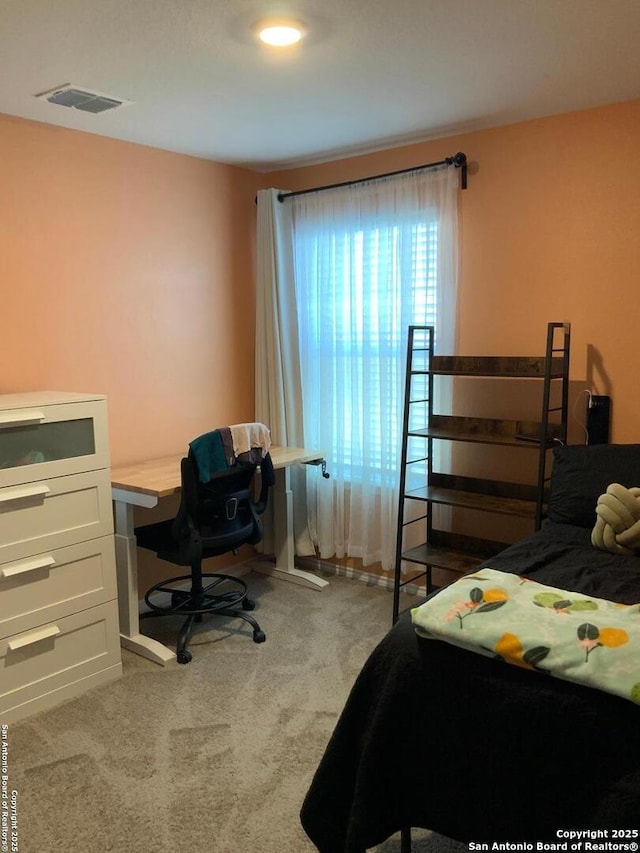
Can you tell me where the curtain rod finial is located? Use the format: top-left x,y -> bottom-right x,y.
447,152 -> 467,168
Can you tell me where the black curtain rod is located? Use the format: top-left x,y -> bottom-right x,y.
277,152 -> 467,202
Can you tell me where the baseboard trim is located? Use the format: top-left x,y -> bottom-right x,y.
295,556 -> 426,599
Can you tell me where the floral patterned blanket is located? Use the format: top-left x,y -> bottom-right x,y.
411,568 -> 640,705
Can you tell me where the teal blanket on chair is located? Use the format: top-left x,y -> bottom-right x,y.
189,429 -> 231,481
411,568 -> 640,705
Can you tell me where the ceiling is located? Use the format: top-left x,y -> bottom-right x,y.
2,0 -> 640,172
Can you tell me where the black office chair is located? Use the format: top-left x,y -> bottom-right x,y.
135,445 -> 275,664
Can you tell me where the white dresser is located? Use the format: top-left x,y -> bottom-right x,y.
0,391 -> 122,724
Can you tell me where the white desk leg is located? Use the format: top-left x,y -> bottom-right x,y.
113,499 -> 176,665
253,466 -> 328,591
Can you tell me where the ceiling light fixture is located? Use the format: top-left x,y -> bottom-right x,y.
255,19 -> 305,47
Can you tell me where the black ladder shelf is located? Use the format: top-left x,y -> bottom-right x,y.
392,322 -> 571,623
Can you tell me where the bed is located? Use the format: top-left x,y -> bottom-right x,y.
300,443 -> 640,852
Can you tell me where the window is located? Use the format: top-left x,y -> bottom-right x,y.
294,214 -> 439,483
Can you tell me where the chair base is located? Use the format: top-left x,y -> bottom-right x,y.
141,573 -> 266,664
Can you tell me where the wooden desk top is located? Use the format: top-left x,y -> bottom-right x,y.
111,446 -> 323,499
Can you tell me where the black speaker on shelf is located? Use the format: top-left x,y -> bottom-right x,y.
586,395 -> 611,445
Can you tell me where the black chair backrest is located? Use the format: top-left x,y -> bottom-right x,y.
171,450 -> 275,554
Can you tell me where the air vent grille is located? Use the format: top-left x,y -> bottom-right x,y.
35,85 -> 133,113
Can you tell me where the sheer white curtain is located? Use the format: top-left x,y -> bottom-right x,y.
255,188 -> 301,444
256,167 -> 459,569
291,166 -> 459,570
255,188 -> 315,555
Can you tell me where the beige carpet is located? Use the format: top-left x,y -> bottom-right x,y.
7,564 -> 467,853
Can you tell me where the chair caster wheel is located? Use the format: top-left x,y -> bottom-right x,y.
253,630 -> 266,644
242,598 -> 256,611
177,650 -> 192,664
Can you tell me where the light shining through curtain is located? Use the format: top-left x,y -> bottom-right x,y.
297,221 -> 437,476
290,166 -> 459,570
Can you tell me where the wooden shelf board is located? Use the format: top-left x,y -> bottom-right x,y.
396,567 -> 428,588
401,544 -> 482,574
429,355 -> 566,377
407,427 -> 554,448
427,370 -> 567,379
430,472 -> 539,503
405,485 -> 538,517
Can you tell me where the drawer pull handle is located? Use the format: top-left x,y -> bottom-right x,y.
0,410 -> 46,429
8,625 -> 61,652
0,483 -> 50,504
0,555 -> 56,581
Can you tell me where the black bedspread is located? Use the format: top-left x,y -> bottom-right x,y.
301,524 -> 640,853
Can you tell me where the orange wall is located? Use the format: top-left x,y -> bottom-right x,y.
268,99 -> 640,442
2,99 -> 639,458
0,114 -> 263,466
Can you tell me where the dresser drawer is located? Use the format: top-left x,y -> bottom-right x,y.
0,469 -> 114,564
0,535 -> 117,639
0,600 -> 122,724
0,398 -> 110,487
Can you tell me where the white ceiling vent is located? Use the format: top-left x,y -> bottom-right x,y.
35,84 -> 133,114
